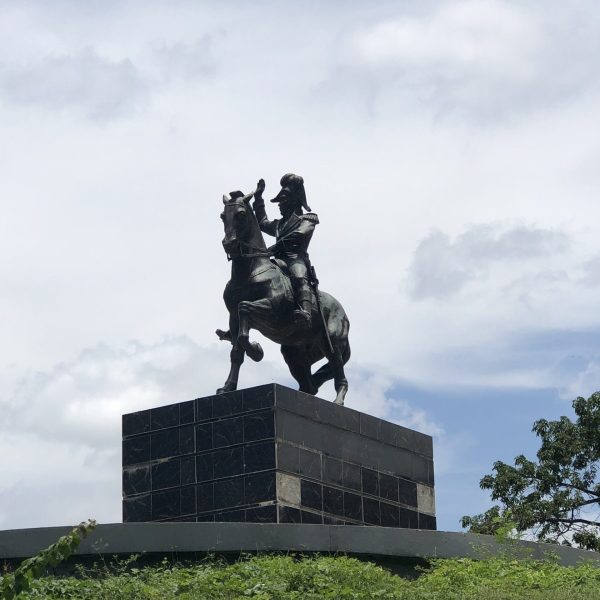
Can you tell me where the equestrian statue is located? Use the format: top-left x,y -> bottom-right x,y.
216,173 -> 351,405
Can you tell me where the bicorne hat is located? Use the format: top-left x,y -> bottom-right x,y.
270,173 -> 311,212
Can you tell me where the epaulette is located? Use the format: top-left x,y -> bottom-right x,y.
302,213 -> 319,224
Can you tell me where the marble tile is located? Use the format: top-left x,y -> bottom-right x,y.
212,416 -> 243,448
342,462 -> 361,492
244,441 -> 275,473
212,391 -> 243,418
343,491 -> 362,521
279,505 -> 302,523
179,425 -> 195,455
151,404 -> 179,431
380,502 -> 400,528
322,485 -> 344,517
179,400 -> 195,424
300,480 -> 322,511
180,485 -> 196,516
195,423 -> 213,452
298,448 -> 321,479
196,482 -> 214,512
122,410 -> 151,437
180,456 -> 196,485
322,455 -> 343,487
213,447 -> 244,478
361,467 -> 379,496
244,411 -> 275,442
152,489 -> 180,520
152,459 -> 180,491
150,429 -> 179,460
123,466 -> 151,496
122,435 -> 151,466
243,385 -> 275,411
246,504 -> 277,523
276,442 -> 299,474
300,510 -> 322,524
123,494 -> 151,522
213,477 -> 244,510
398,478 -> 418,508
399,507 -> 419,529
363,497 -> 380,525
245,470 -> 276,504
196,396 -> 213,422
379,472 -> 398,503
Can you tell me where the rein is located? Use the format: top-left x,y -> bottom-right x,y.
227,240 -> 271,261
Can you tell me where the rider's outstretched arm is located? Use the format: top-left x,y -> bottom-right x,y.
253,178 -> 278,237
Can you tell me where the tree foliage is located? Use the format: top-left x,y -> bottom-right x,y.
462,392 -> 600,550
0,520 -> 96,599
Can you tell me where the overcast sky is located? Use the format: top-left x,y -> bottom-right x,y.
2,0 -> 600,532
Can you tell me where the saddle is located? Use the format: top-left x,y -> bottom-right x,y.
271,258 -> 290,276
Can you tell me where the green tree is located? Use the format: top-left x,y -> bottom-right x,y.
462,392 -> 600,551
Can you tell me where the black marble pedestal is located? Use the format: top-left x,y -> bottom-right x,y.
122,384 -> 436,528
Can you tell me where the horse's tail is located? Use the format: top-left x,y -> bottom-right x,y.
342,339 -> 351,364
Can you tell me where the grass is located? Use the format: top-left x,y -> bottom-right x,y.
10,554 -> 600,599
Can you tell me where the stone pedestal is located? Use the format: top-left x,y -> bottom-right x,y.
122,384 -> 436,528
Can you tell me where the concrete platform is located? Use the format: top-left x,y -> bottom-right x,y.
0,522 -> 598,567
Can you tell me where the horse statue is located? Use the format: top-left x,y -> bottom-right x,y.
216,189 -> 351,405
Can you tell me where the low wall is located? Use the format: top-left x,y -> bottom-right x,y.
0,523 -> 598,568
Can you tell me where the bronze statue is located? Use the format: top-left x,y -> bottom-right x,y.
254,174 -> 317,329
216,175 -> 350,405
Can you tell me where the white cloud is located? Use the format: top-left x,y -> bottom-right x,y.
0,48 -> 148,119
407,223 -> 569,300
151,36 -> 216,83
328,0 -> 600,118
350,1 -> 536,76
579,254 -> 600,287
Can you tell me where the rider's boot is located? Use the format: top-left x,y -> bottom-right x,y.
292,279 -> 312,329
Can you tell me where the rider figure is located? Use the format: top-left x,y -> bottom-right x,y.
253,174 -> 319,328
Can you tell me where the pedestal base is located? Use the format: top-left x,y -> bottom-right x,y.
122,384 -> 436,529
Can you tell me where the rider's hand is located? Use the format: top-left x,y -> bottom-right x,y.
255,178 -> 266,197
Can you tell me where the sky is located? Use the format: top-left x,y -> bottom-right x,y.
1,0 -> 600,532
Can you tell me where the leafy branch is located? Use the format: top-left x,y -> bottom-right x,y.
0,519 -> 96,599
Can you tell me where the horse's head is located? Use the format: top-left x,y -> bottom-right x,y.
221,191 -> 255,258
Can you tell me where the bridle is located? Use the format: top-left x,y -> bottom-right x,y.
222,197 -> 271,261
226,239 -> 271,261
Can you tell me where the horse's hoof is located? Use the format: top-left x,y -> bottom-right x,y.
246,342 -> 264,362
215,329 -> 232,342
216,386 -> 234,395
334,388 -> 347,406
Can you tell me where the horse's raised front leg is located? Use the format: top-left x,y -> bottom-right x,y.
215,328 -> 232,342
217,317 -> 245,394
238,299 -> 270,362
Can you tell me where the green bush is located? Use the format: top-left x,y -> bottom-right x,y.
11,554 -> 600,600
